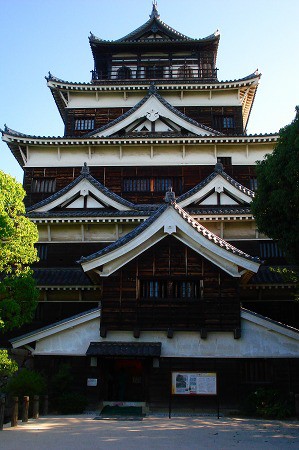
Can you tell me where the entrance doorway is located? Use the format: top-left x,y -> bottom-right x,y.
105,358 -> 147,401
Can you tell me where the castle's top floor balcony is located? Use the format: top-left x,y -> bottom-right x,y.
91,57 -> 218,83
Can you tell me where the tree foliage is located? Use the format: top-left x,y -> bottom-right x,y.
0,171 -> 39,331
251,107 -> 299,263
0,349 -> 18,390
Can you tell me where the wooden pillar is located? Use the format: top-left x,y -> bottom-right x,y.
22,396 -> 29,422
0,396 -> 5,430
11,397 -> 18,427
33,395 -> 39,419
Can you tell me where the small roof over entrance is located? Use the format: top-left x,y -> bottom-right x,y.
86,341 -> 161,357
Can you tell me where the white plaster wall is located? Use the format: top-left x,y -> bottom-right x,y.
25,142 -> 275,168
34,317 -> 299,358
67,89 -> 241,109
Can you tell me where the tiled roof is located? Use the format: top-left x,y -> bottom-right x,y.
176,163 -> 255,204
173,202 -> 259,263
186,206 -> 252,215
79,201 -> 260,265
249,266 -> 298,285
79,204 -> 167,263
26,164 -> 137,212
33,267 -> 94,286
89,4 -> 219,45
85,84 -> 223,138
27,209 -> 155,219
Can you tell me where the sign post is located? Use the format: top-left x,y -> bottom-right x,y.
169,371 -> 219,418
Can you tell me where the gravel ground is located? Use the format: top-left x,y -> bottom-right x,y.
1,414 -> 299,450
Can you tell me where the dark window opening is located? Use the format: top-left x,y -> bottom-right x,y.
217,157 -> 232,166
117,66 -> 132,80
31,178 -> 56,193
75,119 -> 95,131
36,244 -> 48,260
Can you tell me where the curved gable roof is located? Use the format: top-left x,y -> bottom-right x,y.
89,4 -> 220,45
85,84 -> 223,138
79,198 -> 260,277
27,164 -> 136,213
177,163 -> 255,208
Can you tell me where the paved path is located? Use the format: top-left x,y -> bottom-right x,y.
1,415 -> 299,450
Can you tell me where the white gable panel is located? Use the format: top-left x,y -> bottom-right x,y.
32,178 -> 131,212
220,193 -> 239,205
66,197 -> 84,208
21,314 -> 298,358
87,197 -> 105,208
81,206 -> 259,277
92,95 -> 216,138
178,174 -> 253,208
200,192 -> 218,205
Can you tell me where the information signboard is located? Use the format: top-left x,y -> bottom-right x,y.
172,372 -> 217,396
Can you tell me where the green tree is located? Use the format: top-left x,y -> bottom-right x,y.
251,107 -> 299,263
0,349 -> 18,390
0,170 -> 39,331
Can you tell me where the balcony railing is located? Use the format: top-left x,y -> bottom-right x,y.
91,66 -> 218,82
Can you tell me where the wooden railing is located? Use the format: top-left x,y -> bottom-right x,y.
91,66 -> 218,82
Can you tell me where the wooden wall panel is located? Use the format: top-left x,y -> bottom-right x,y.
101,236 -> 240,332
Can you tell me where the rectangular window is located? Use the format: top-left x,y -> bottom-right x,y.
217,157 -> 232,166
249,177 -> 258,191
214,115 -> 235,131
223,116 -> 235,128
140,279 -> 201,300
74,119 -> 95,131
123,177 -> 182,193
259,242 -> 284,258
31,178 -> 56,193
36,244 -> 48,260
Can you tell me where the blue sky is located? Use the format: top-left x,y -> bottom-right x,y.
0,0 -> 298,182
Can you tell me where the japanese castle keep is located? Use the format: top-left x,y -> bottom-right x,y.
2,3 -> 299,412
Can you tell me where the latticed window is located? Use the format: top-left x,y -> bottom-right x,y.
259,242 -> 284,258
75,119 -> 95,131
249,177 -> 258,191
31,178 -> 56,193
36,244 -> 48,260
214,116 -> 235,131
223,116 -> 235,128
123,177 -> 181,193
140,280 -> 202,299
